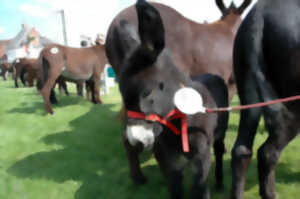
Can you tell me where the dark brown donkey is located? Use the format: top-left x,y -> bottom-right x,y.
106,0 -> 252,101
231,0 -> 300,198
38,43 -> 107,114
13,58 -> 39,87
0,54 -> 13,80
0,63 -> 12,80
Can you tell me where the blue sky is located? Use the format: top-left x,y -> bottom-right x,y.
0,0 -> 30,39
0,0 -> 256,47
0,0 -> 136,44
0,0 -> 61,38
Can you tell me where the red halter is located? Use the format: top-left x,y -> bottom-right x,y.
127,109 -> 189,152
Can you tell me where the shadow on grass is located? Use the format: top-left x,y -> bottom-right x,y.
7,101 -> 46,115
7,94 -> 86,115
7,100 -> 296,199
7,104 -> 168,199
209,156 -> 300,198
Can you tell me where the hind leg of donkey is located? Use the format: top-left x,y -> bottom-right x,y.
230,65 -> 265,199
257,106 -> 299,199
50,89 -> 58,104
41,82 -> 55,114
123,132 -> 147,184
231,108 -> 262,199
40,69 -> 61,114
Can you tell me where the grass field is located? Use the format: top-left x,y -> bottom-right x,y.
0,79 -> 300,199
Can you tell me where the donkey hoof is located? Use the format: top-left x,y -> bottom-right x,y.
47,110 -> 54,115
131,175 -> 147,185
46,106 -> 54,115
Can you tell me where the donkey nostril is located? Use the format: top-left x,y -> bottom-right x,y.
149,99 -> 154,104
141,89 -> 152,98
159,82 -> 164,91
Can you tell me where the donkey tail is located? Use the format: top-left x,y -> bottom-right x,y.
20,67 -> 26,86
37,56 -> 50,90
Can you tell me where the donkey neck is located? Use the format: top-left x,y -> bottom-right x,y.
90,44 -> 107,62
219,14 -> 243,34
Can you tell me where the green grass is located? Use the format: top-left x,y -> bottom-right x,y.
0,79 -> 300,199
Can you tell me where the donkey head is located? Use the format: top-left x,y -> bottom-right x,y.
216,0 -> 252,19
119,0 -> 194,150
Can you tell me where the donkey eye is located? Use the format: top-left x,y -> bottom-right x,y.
159,82 -> 164,91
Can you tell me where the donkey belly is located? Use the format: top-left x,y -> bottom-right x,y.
61,68 -> 92,80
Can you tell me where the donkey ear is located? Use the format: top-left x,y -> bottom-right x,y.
136,0 -> 165,59
215,0 -> 226,15
237,0 -> 252,14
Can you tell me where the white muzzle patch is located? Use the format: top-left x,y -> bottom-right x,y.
174,87 -> 206,114
126,124 -> 155,150
16,59 -> 20,63
50,47 -> 59,54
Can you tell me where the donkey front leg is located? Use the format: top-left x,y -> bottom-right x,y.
14,68 -> 20,88
213,139 -> 226,191
93,76 -> 102,104
27,72 -> 35,87
190,133 -> 211,199
85,80 -> 92,101
123,131 -> 147,184
154,143 -> 185,199
2,68 -> 7,80
76,81 -> 84,97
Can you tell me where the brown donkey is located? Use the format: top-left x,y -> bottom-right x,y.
38,43 -> 107,114
0,63 -> 12,80
106,0 -> 252,101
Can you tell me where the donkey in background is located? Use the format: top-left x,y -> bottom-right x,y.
38,42 -> 107,114
13,58 -> 39,88
106,0 -> 252,101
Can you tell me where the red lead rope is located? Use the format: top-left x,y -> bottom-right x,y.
127,94 -> 300,153
205,95 -> 300,113
127,109 -> 190,152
